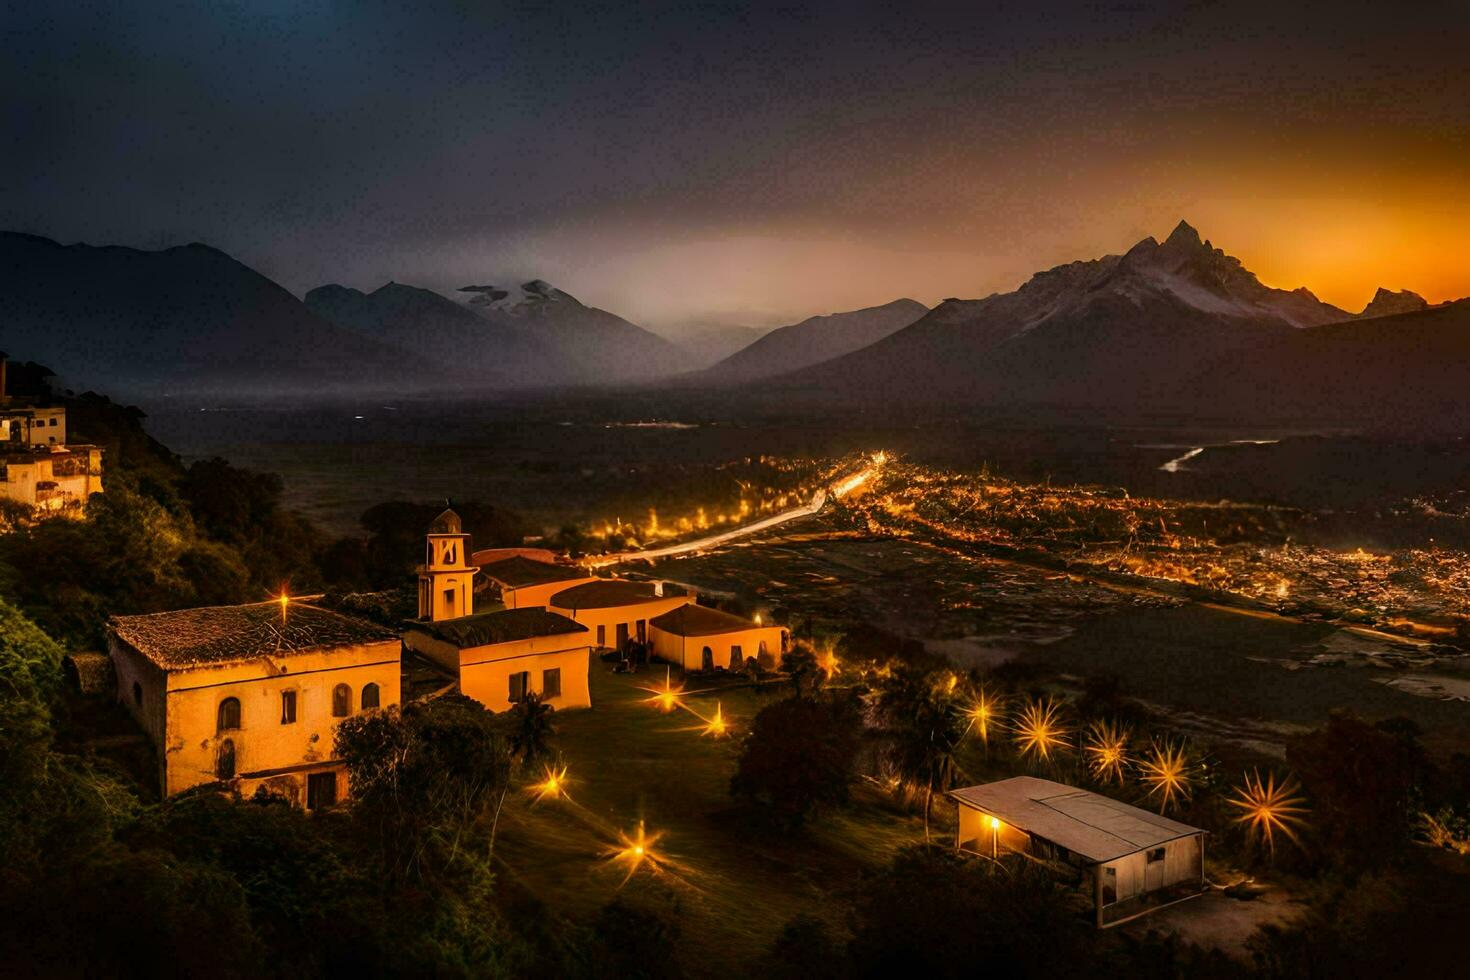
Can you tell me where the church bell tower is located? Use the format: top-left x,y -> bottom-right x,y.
418,507 -> 479,622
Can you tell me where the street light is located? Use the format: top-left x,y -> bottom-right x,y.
988,815 -> 1000,860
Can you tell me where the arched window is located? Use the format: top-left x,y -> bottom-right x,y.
729,647 -> 742,670
132,681 -> 143,707
332,683 -> 352,717
758,640 -> 768,661
701,646 -> 714,671
217,697 -> 241,731
217,739 -> 236,779
361,682 -> 380,710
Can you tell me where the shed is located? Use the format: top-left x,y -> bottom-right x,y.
949,776 -> 1206,926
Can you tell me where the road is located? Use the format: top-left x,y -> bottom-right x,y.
585,453 -> 884,569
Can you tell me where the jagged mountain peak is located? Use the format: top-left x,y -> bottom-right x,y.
458,279 -> 579,314
1164,219 -> 1202,247
1359,287 -> 1428,319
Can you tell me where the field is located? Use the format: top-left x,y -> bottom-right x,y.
491,666 -> 929,975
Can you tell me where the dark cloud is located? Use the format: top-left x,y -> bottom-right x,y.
4,1 -> 1468,324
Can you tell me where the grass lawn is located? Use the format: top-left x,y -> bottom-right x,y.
491,664 -> 931,976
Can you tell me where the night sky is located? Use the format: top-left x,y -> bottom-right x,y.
5,1 -> 1468,328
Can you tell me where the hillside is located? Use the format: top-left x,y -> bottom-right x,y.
0,232 -> 426,398
700,298 -> 927,383
1184,299 -> 1470,428
775,222 -> 1352,410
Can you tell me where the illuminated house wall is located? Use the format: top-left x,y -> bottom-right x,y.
404,618 -> 592,713
108,602 -> 401,807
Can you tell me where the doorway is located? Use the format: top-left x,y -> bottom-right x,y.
307,771 -> 338,810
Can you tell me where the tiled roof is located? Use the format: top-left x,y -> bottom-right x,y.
413,607 -> 587,648
109,601 -> 399,670
649,603 -> 765,637
550,579 -> 669,610
479,555 -> 590,588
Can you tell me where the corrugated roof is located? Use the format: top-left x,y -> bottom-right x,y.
480,555 -> 590,588
110,601 -> 400,671
649,603 -> 765,637
413,608 -> 587,648
948,776 -> 1203,863
550,579 -> 666,610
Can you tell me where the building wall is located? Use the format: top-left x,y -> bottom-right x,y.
549,595 -> 693,650
648,624 -> 787,671
405,629 -> 592,713
955,802 -> 1034,855
111,639 -> 401,798
1099,834 -> 1202,904
1,447 -> 103,515
501,577 -> 596,610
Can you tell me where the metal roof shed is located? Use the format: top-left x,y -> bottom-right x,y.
949,776 -> 1207,927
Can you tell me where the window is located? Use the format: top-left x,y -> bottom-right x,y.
49,418 -> 58,426
596,625 -> 606,648
306,771 -> 337,810
729,646 -> 742,670
216,739 -> 236,779
445,543 -> 456,565
280,690 -> 297,724
509,671 -> 529,703
1146,847 -> 1166,864
701,646 -> 714,671
132,681 -> 143,707
1102,866 -> 1118,905
542,668 -> 561,699
361,682 -> 380,709
217,697 -> 241,731
332,683 -> 352,718
443,588 -> 456,615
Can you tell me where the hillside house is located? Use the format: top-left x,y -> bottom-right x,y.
108,600 -> 402,807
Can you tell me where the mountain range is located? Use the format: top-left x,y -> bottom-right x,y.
695,298 -> 927,383
776,221 -> 1453,424
3,223 -> 1461,427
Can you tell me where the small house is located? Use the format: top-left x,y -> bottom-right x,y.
647,603 -> 788,671
950,776 -> 1206,926
403,607 -> 592,712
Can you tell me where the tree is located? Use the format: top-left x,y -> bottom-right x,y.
847,846 -> 1095,978
873,666 -> 966,840
761,913 -> 846,980
1287,713 -> 1427,866
335,695 -> 512,883
586,892 -> 684,980
780,646 -> 822,697
508,691 -> 556,764
730,695 -> 861,827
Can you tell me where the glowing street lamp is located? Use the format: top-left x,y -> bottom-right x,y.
702,702 -> 728,738
610,820 -> 664,883
988,814 -> 1001,859
529,764 -> 569,802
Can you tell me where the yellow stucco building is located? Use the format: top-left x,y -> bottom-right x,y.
548,579 -> 692,652
479,554 -> 596,609
404,509 -> 595,712
647,603 -> 789,671
108,600 -> 402,807
404,608 -> 592,712
1,444 -> 104,516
